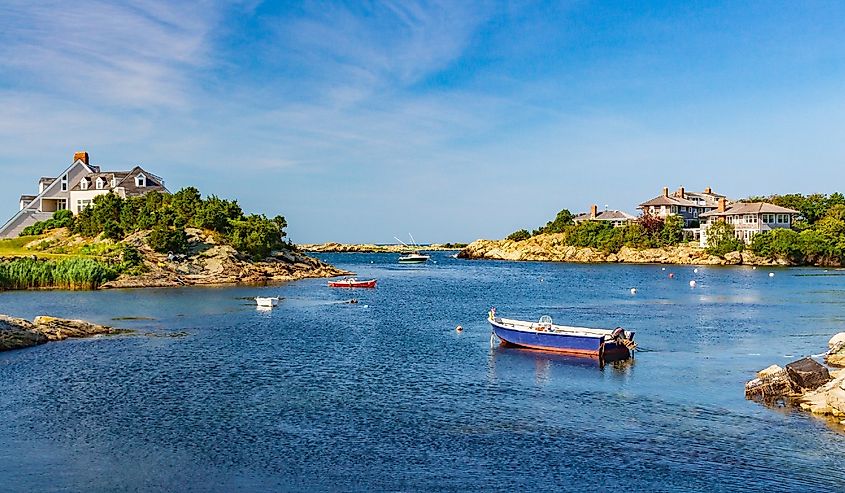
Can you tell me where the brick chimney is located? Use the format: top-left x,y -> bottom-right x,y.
704,186 -> 712,194
590,204 -> 598,219
663,187 -> 669,197
718,198 -> 726,212
73,151 -> 89,165
677,186 -> 685,198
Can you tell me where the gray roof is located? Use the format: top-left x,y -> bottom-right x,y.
639,194 -> 697,208
117,166 -> 167,196
700,202 -> 799,217
68,166 -> 166,196
574,210 -> 637,222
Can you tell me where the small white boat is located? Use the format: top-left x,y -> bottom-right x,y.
395,233 -> 430,264
255,296 -> 280,308
398,252 -> 430,264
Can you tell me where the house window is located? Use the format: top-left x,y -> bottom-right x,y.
96,177 -> 105,190
57,199 -> 67,211
80,178 -> 88,190
680,206 -> 686,212
61,175 -> 68,191
671,206 -> 677,213
135,174 -> 146,187
76,199 -> 92,213
744,214 -> 755,224
776,214 -> 789,224
693,209 -> 698,217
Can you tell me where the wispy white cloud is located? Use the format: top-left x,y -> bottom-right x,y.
0,0 -> 223,107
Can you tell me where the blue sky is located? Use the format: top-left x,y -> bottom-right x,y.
1,1 -> 844,243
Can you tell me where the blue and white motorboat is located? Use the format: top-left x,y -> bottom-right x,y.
488,308 -> 636,360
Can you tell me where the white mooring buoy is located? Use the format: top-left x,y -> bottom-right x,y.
689,280 -> 697,288
630,288 -> 637,295
769,272 -> 775,277
693,268 -> 699,274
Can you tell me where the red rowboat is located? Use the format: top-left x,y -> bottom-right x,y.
328,278 -> 377,288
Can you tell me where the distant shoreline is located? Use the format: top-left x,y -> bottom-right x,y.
298,242 -> 465,253
456,235 -> 813,266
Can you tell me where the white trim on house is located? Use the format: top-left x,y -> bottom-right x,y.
0,159 -> 94,237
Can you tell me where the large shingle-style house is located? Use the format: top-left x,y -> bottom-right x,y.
0,151 -> 168,238
638,186 -> 728,227
573,205 -> 636,228
698,199 -> 800,247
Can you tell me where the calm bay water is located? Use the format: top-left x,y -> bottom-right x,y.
1,253 -> 844,492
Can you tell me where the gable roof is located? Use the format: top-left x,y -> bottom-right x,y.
638,194 -> 697,208
700,202 -> 800,217
573,210 -> 637,221
0,159 -> 94,235
116,166 -> 168,196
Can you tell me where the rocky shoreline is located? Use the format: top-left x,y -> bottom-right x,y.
7,228 -> 350,290
298,242 -> 462,253
745,333 -> 845,428
458,234 -> 795,266
0,314 -> 131,351
102,232 -> 350,289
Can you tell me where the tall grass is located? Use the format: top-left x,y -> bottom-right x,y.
0,257 -> 118,290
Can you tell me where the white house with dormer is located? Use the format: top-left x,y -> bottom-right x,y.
0,151 -> 168,238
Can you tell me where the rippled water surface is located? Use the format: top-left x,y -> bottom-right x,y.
2,254 -> 845,491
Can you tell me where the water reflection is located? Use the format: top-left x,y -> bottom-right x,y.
487,345 -> 636,384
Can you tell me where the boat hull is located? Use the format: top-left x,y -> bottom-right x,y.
398,258 -> 428,264
490,320 -> 630,359
328,279 -> 377,288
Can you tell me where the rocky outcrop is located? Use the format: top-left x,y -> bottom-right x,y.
0,314 -> 130,351
0,315 -> 47,351
298,242 -> 462,253
458,234 -> 794,266
747,348 -> 845,428
826,332 -> 845,367
101,229 -> 350,289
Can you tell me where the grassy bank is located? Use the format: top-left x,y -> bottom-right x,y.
0,257 -> 119,290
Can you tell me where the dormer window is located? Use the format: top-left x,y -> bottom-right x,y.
96,177 -> 105,190
79,178 -> 89,190
61,175 -> 68,191
135,173 -> 147,187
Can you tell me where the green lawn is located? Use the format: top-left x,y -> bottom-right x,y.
0,235 -> 72,258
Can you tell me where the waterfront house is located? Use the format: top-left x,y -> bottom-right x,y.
572,205 -> 636,228
0,151 -> 168,238
638,186 -> 728,227
698,199 -> 800,247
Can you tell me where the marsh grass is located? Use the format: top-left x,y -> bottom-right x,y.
0,257 -> 119,290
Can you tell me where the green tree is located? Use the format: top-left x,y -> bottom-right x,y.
506,229 -> 531,242
661,214 -> 685,245
227,214 -> 287,260
534,209 -> 574,235
705,221 -> 743,256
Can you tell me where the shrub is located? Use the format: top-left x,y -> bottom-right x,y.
506,229 -> 531,242
148,226 -> 189,254
20,210 -> 75,236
